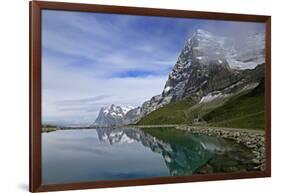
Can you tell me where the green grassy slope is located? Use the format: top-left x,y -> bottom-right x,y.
137,81 -> 265,130
202,81 -> 265,129
137,97 -> 197,125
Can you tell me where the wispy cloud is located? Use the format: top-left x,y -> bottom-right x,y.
56,95 -> 112,105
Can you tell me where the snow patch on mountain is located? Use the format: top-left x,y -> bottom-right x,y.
199,93 -> 229,104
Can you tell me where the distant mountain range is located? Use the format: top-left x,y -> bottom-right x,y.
94,104 -> 133,126
94,29 -> 265,128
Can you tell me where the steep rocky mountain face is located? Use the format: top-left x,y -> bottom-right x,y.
94,104 -> 137,126
139,29 -> 265,119
94,29 -> 265,126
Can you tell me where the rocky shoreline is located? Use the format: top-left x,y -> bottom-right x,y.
176,126 -> 265,171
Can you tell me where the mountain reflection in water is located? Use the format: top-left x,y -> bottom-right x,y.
95,127 -> 252,176
42,127 -> 256,185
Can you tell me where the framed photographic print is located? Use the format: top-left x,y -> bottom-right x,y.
30,1 -> 271,192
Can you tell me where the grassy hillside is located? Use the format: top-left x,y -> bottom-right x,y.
137,97 -> 197,125
202,81 -> 265,129
137,82 -> 265,130
137,95 -> 228,125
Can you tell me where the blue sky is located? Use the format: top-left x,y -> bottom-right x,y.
42,10 -> 264,125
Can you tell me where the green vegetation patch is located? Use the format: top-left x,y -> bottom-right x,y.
137,97 -> 197,125
203,82 -> 265,130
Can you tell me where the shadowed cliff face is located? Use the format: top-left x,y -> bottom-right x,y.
95,127 -> 256,175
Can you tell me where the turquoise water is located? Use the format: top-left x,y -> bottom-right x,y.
42,127 -> 255,185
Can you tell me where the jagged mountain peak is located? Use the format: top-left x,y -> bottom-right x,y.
190,29 -> 216,40
163,29 -> 232,97
173,30 -> 228,73
94,104 -> 135,126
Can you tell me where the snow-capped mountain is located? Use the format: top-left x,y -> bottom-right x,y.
94,104 -> 135,126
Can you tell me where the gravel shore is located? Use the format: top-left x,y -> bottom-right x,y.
176,126 -> 265,171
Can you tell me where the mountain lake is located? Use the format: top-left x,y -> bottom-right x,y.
42,127 -> 258,185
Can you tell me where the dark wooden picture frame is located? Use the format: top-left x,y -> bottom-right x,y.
30,1 -> 271,192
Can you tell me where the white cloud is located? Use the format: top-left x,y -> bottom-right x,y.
42,65 -> 167,125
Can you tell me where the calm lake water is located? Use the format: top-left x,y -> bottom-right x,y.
42,127 -> 256,185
